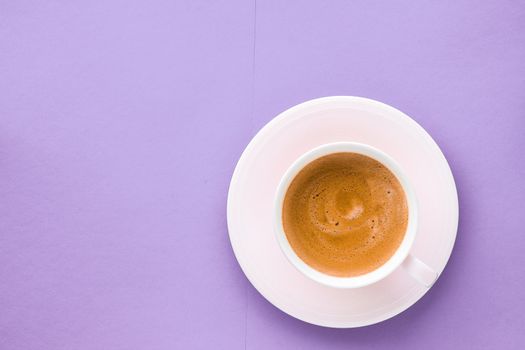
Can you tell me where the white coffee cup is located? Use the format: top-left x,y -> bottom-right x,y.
274,142 -> 437,289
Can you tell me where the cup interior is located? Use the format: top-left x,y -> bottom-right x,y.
274,142 -> 418,289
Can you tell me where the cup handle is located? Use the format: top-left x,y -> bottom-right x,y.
401,254 -> 438,287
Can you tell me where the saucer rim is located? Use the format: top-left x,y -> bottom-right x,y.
227,96 -> 459,328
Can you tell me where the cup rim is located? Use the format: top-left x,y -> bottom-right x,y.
274,142 -> 418,289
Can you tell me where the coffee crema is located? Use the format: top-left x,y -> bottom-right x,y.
282,152 -> 408,277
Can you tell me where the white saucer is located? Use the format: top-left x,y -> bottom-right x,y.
227,96 -> 458,328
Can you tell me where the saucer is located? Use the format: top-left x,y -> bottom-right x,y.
227,96 -> 459,328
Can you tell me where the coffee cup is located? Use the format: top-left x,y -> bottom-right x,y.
274,142 -> 437,289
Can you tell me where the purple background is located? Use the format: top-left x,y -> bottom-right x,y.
1,1 -> 524,349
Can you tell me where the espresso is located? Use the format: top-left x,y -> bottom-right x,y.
282,153 -> 408,277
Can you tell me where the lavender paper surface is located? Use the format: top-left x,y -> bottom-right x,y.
1,1 -> 524,349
